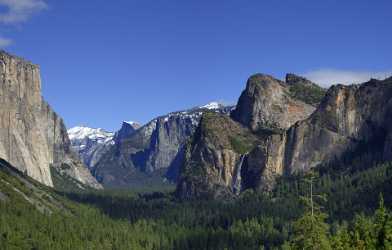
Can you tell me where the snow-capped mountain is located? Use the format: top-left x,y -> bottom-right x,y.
199,101 -> 224,110
68,126 -> 115,169
68,127 -> 114,144
68,102 -> 234,188
93,102 -> 235,188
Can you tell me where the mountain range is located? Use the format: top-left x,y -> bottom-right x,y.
1,50 -> 391,201
68,102 -> 233,188
65,68 -> 392,201
177,73 -> 392,199
1,50 -> 391,249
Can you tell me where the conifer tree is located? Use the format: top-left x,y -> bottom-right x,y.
288,171 -> 332,250
374,195 -> 392,250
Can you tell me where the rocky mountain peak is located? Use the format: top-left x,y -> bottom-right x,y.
123,121 -> 141,129
231,73 -> 316,132
90,102 -> 234,188
245,73 -> 284,89
68,126 -> 114,142
199,101 -> 225,110
114,121 -> 141,143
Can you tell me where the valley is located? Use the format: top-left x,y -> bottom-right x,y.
1,12 -> 391,248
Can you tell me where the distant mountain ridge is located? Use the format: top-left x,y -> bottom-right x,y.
68,102 -> 234,188
68,126 -> 115,170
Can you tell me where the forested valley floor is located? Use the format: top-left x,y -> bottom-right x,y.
1,160 -> 392,249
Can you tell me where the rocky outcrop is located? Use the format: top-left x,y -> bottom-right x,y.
176,112 -> 260,199
245,78 -> 392,192
0,51 -> 101,189
68,122 -> 141,172
92,104 -> 234,188
68,126 -> 115,170
283,78 -> 392,173
177,74 -> 392,199
285,73 -> 327,106
114,121 -> 141,143
231,74 -> 316,132
177,74 -> 320,198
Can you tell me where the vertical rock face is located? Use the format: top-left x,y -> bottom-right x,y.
176,112 -> 260,199
93,104 -> 233,188
142,114 -> 197,175
284,78 -> 392,173
94,114 -> 198,187
114,121 -> 141,143
93,109 -> 204,187
241,133 -> 287,192
231,74 -> 316,132
177,74 -> 320,199
0,51 -> 101,189
176,74 -> 392,198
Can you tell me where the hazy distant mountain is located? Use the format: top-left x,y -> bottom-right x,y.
90,102 -> 234,188
68,126 -> 115,170
68,121 -> 142,171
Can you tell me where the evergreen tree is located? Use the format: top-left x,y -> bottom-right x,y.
374,195 -> 392,250
330,223 -> 352,250
351,214 -> 376,250
288,171 -> 332,250
289,211 -> 331,250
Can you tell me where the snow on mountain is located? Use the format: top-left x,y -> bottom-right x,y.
123,121 -> 141,129
93,102 -> 236,187
199,101 -> 223,110
68,126 -> 115,169
68,126 -> 114,144
68,101 -> 233,178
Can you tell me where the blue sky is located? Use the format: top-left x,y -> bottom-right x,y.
1,0 -> 391,131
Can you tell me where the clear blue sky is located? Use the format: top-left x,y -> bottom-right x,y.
1,0 -> 391,131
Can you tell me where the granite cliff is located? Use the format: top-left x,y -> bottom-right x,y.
175,74 -> 392,198
92,103 -> 233,188
176,112 -> 260,199
0,51 -> 101,189
231,74 -> 318,132
177,73 -> 321,198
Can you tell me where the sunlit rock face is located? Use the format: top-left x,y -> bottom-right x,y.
177,73 -> 392,199
283,78 -> 392,173
231,74 -> 316,132
0,51 -> 101,189
245,77 -> 392,192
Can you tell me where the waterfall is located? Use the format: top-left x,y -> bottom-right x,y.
232,154 -> 247,195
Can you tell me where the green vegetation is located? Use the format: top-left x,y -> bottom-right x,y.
1,159 -> 391,249
50,166 -> 93,193
230,135 -> 255,154
288,83 -> 326,106
199,111 -> 259,154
